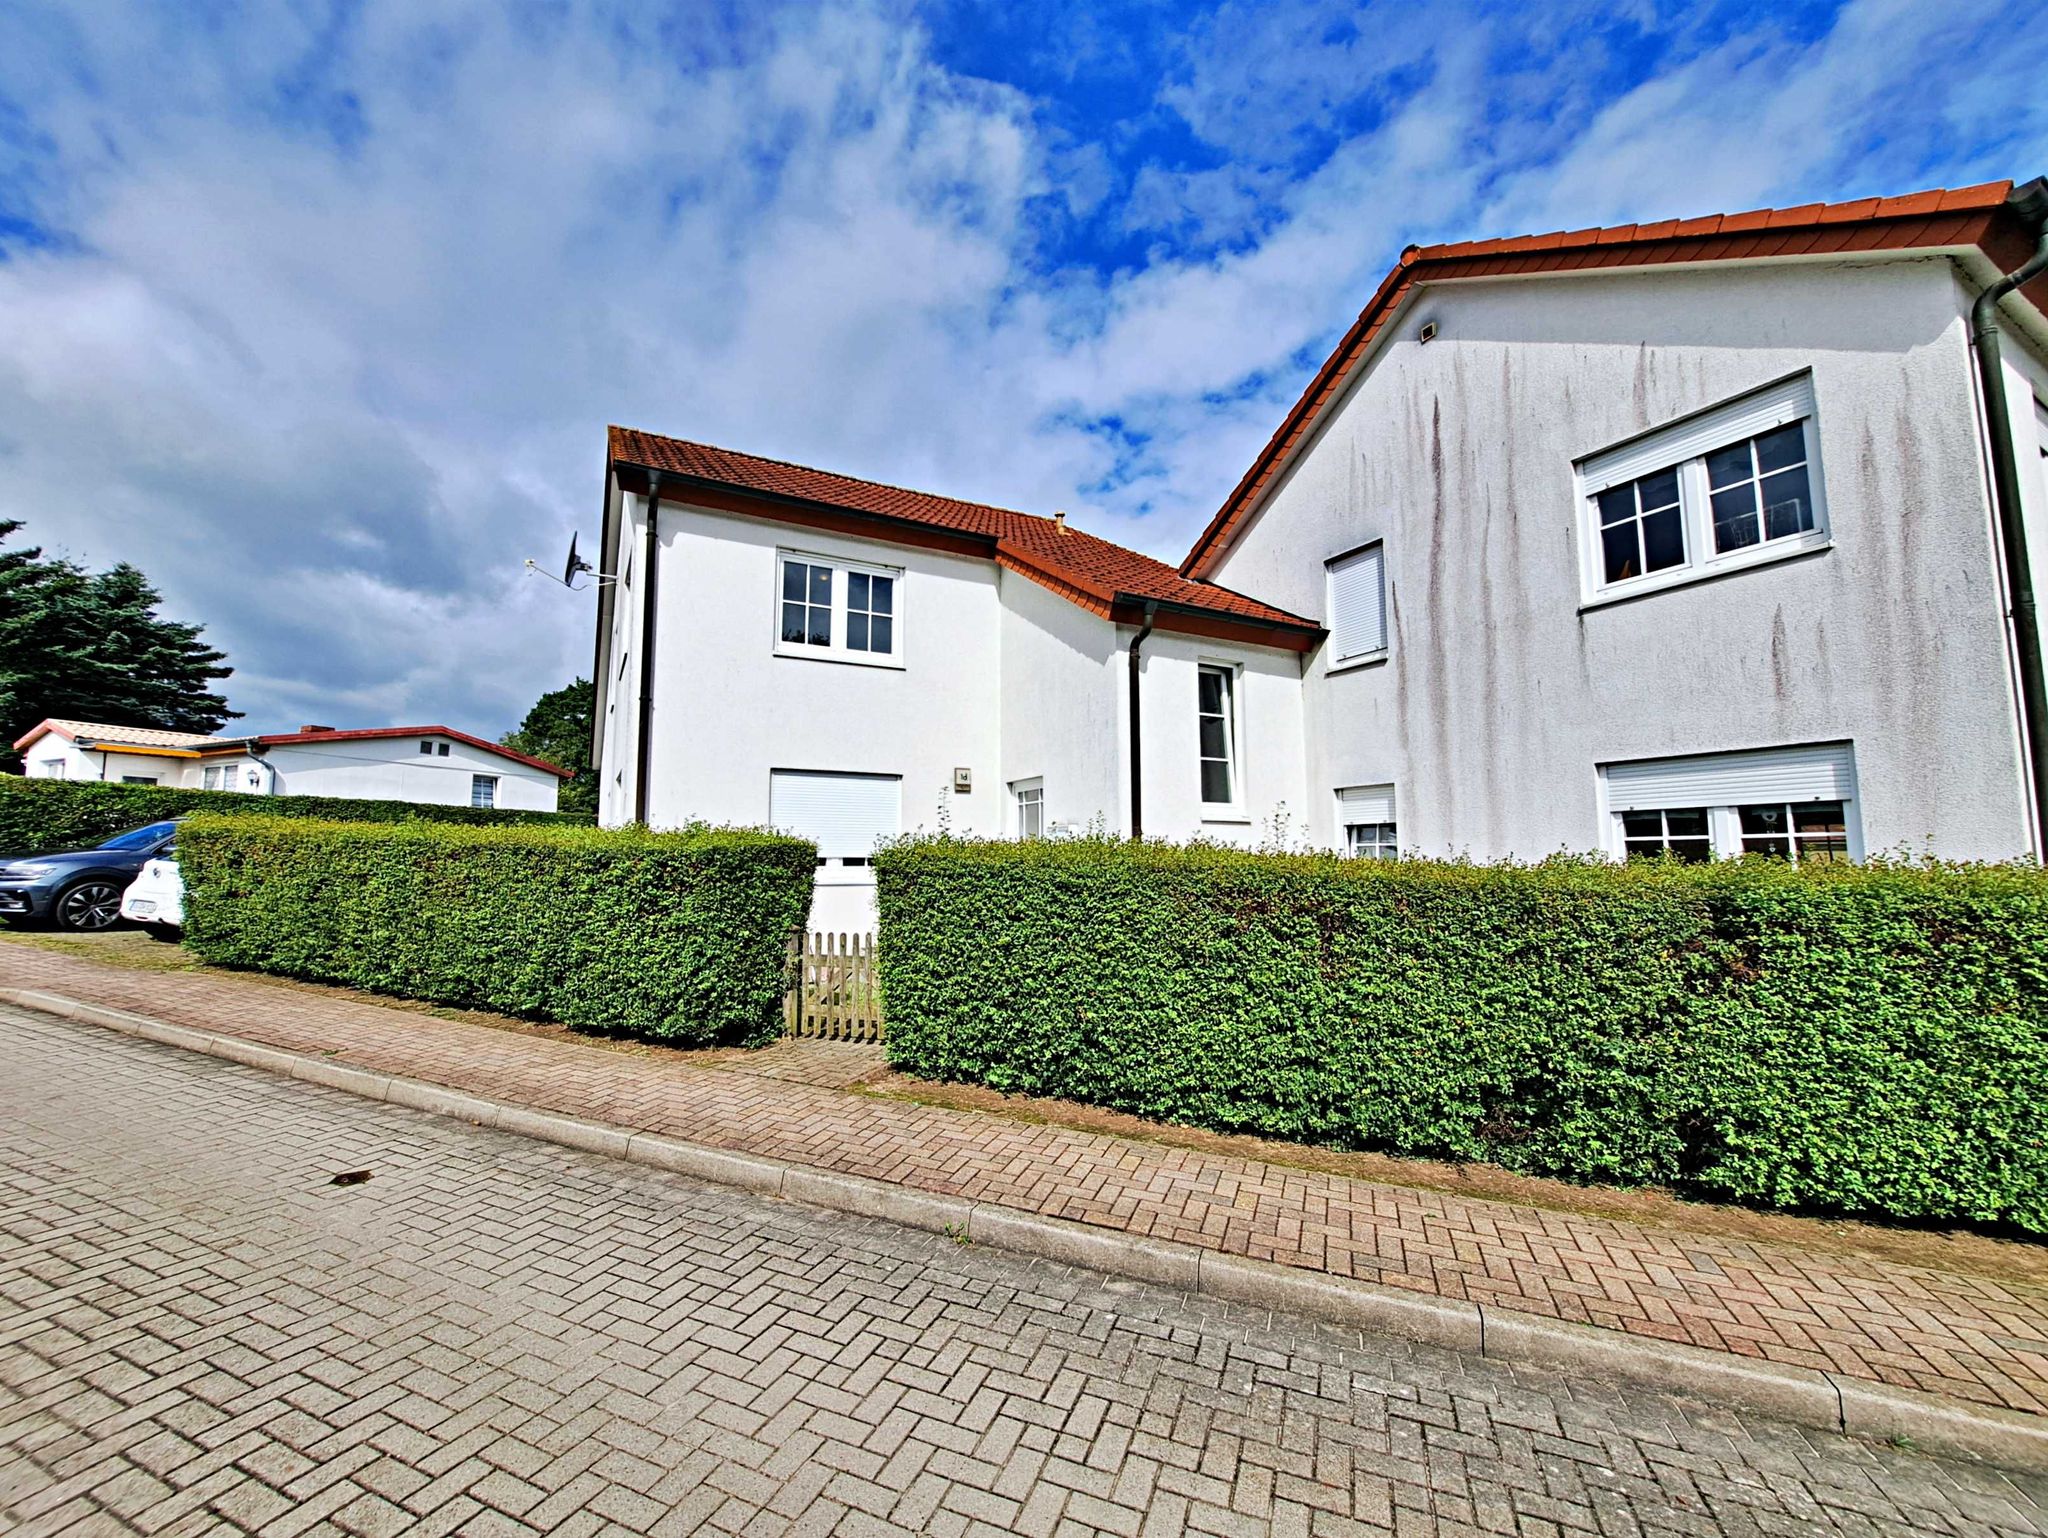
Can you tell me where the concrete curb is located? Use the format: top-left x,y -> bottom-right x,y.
9,984 -> 2046,1475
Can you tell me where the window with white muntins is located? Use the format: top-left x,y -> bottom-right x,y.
1577,374 -> 1827,603
1601,742 -> 1858,864
1336,784 -> 1397,859
471,774 -> 498,809
1012,778 -> 1044,839
1325,543 -> 1387,669
1197,665 -> 1240,808
776,551 -> 900,666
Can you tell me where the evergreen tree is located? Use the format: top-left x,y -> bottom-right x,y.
502,676 -> 596,814
0,520 -> 236,770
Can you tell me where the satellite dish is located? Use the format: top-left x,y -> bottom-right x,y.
524,532 -> 616,590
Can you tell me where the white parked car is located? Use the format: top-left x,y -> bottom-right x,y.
119,852 -> 184,938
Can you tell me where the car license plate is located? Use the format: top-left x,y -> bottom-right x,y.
128,900 -> 156,916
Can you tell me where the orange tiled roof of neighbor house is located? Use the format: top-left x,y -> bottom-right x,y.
13,719 -> 251,752
606,428 -> 1322,640
1179,180 -> 2046,578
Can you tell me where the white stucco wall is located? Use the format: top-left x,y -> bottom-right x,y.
601,490 -> 1314,928
596,478 -> 645,829
1129,630 -> 1308,846
644,505 -> 1005,838
264,736 -> 561,810
997,569 -> 1123,835
627,501 -> 1006,929
19,741 -> 260,786
20,742 -> 236,788
1209,255 -> 2032,860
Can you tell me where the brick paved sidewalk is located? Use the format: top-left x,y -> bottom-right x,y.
4,942 -> 2045,1425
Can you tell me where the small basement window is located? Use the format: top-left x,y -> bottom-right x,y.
1602,742 -> 1859,863
1336,784 -> 1397,859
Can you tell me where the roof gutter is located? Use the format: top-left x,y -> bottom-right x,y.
633,471 -> 663,826
1127,601 -> 1158,840
1969,176 -> 2048,856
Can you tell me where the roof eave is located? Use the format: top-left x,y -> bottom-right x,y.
1180,188 -> 2046,580
610,456 -> 1000,562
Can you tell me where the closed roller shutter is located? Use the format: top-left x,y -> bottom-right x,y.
1603,742 -> 1854,812
1335,783 -> 1396,823
1580,374 -> 1816,495
770,771 -> 902,859
1327,545 -> 1386,661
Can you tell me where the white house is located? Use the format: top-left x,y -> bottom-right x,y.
591,177 -> 2048,928
14,721 -> 569,813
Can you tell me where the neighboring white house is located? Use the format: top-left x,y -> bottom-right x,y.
14,721 -> 570,812
592,178 -> 2048,929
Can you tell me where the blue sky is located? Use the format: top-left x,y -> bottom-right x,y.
1,0 -> 2044,738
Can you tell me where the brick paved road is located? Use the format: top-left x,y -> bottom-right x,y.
2,1007 -> 2043,1538
9,943 -> 2045,1421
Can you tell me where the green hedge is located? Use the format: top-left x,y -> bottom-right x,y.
179,815 -> 815,1046
875,838 -> 2048,1233
0,775 -> 589,856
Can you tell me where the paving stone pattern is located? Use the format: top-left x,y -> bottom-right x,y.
3,944 -> 2046,1424
4,1007 -> 2046,1538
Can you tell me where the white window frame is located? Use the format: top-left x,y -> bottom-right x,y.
1324,541 -> 1388,672
1575,374 -> 1830,607
1012,777 -> 1044,839
37,758 -> 65,780
1335,783 -> 1398,859
470,774 -> 498,809
1197,662 -> 1244,816
1599,743 -> 1864,863
773,549 -> 905,669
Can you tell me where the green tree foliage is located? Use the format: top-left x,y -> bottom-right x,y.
180,815 -> 815,1045
0,521 -> 235,769
502,677 -> 596,814
875,837 -> 2048,1233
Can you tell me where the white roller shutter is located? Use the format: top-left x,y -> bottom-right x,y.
1579,374 -> 1815,495
1603,742 -> 1855,812
769,771 -> 901,859
1327,545 -> 1386,661
1335,783 -> 1396,823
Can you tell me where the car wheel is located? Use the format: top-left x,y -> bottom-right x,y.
54,879 -> 124,932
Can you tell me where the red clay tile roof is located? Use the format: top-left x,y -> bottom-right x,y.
1181,179 -> 2043,577
254,726 -> 573,779
608,427 -> 1319,636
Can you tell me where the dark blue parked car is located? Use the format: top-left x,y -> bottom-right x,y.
0,820 -> 180,931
